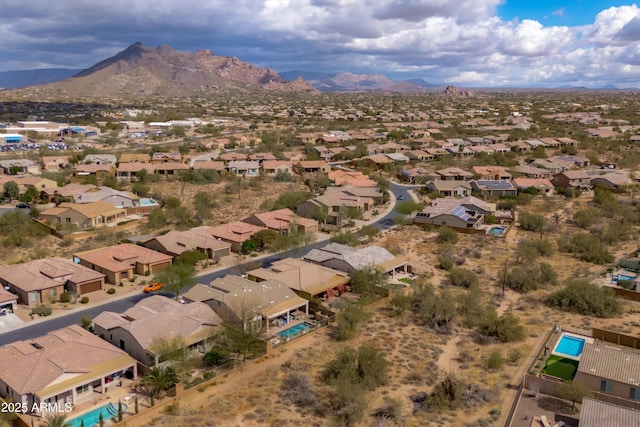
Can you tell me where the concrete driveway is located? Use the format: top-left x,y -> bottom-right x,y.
0,314 -> 24,333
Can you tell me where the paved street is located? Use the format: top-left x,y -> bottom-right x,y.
0,183 -> 420,346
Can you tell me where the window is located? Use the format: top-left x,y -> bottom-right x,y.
119,339 -> 125,350
65,217 -> 71,223
630,387 -> 640,401
600,380 -> 612,393
76,384 -> 89,394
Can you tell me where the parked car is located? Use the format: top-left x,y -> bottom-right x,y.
15,203 -> 30,209
396,195 -> 404,200
143,281 -> 164,293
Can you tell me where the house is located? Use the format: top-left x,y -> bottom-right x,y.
406,150 -> 434,161
0,288 -> 17,313
219,152 -> 248,162
468,145 -> 495,156
362,154 -> 394,166
154,162 -> 190,175
297,190 -> 374,224
549,155 -> 591,168
227,160 -> 260,177
424,148 -> 449,158
425,180 -> 472,197
41,183 -> 96,204
74,164 -> 115,180
208,221 -> 265,252
41,155 -> 70,171
510,165 -> 552,179
578,398 -> 640,427
247,258 -> 350,298
296,133 -> 321,145
574,342 -> 640,404
0,257 -> 105,304
74,244 -> 172,285
249,152 -> 277,163
150,152 -> 181,164
242,208 -> 318,234
143,227 -> 232,261
183,275 -> 309,332
40,201 -> 127,229
93,296 -> 221,367
83,154 -> 117,165
118,153 -> 150,163
304,243 -> 408,276
534,159 -> 567,174
328,170 -> 378,187
384,152 -> 410,163
0,176 -> 57,196
0,159 -> 39,175
281,151 -> 304,162
469,166 -> 512,181
295,160 -> 330,174
313,146 -> 333,161
73,186 -> 140,208
262,160 -> 293,176
512,178 -> 555,195
551,170 -> 592,190
192,160 -> 226,173
399,167 -> 432,184
116,162 -> 156,180
470,180 -> 518,197
590,173 -> 634,192
0,325 -> 137,415
413,196 -> 495,230
434,167 -> 474,181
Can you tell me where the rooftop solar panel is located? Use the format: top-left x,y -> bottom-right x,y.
477,180 -> 513,189
451,205 -> 471,221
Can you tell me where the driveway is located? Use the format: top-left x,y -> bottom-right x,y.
0,314 -> 24,333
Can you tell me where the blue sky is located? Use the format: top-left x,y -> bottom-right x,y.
1,1 -> 640,88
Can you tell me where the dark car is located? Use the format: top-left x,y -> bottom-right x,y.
15,203 -> 30,209
396,195 -> 404,200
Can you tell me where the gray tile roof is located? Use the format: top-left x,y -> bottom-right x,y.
577,342 -> 640,386
579,398 -> 640,427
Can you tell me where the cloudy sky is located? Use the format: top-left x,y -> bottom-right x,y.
1,0 -> 640,87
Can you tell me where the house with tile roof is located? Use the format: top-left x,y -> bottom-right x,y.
0,176 -> 57,197
183,275 -> 308,332
0,257 -> 105,304
579,398 -> 640,427
328,170 -> 378,187
304,243 -> 408,276
0,159 -> 40,175
154,162 -> 190,176
74,244 -> 173,285
41,155 -> 70,171
150,152 -> 181,164
470,180 -> 518,197
296,190 -> 375,225
294,160 -> 330,174
247,258 -> 350,298
575,342 -> 640,403
73,186 -> 140,208
0,325 -> 137,415
512,178 -> 555,195
434,167 -> 474,181
262,160 -> 293,176
208,221 -> 265,252
74,163 -> 115,180
93,296 -> 221,366
40,183 -> 97,203
40,201 -> 126,229
116,162 -> 156,181
425,180 -> 472,197
413,196 -> 496,230
242,208 -> 318,234
143,227 -> 231,261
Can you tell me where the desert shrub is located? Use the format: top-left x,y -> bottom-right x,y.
557,233 -> 614,264
477,310 -> 525,343
517,238 -> 554,261
274,170 -> 295,182
486,350 -> 505,370
31,306 -> 52,317
106,288 -> 116,295
438,256 -> 454,271
330,231 -> 359,246
505,262 -> 557,293
508,348 -> 522,363
412,285 -> 456,332
518,211 -> 546,232
333,304 -> 369,341
204,350 -> 230,367
600,220 -> 631,245
281,373 -> 317,408
423,373 -> 463,412
573,209 -> 595,229
373,397 -> 403,424
80,297 -> 89,304
546,280 -> 622,318
388,293 -> 412,317
331,377 -> 367,427
322,345 -> 388,390
349,268 -> 385,296
448,267 -> 479,288
395,200 -> 424,215
437,226 -> 458,244
59,291 -> 73,303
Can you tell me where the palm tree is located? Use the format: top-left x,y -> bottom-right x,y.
143,366 -> 178,397
43,414 -> 70,427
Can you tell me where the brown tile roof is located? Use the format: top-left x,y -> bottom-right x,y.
219,152 -> 248,161
75,244 -> 172,273
577,342 -> 640,386
192,161 -> 225,170
242,208 -> 317,231
247,258 -> 349,295
154,162 -> 189,171
208,221 -> 265,243
75,164 -> 114,173
0,257 -> 104,291
297,160 -> 329,168
118,153 -> 150,163
249,152 -> 277,161
328,170 -> 378,187
46,201 -> 123,219
579,398 -> 640,427
149,228 -> 231,256
117,163 -> 156,173
0,325 -> 131,395
43,183 -> 97,198
262,160 -> 292,170
92,296 -> 221,351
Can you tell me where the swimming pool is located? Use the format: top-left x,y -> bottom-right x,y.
617,274 -> 637,282
139,198 -> 158,206
66,402 -> 125,427
554,334 -> 586,358
488,226 -> 507,236
276,322 -> 313,339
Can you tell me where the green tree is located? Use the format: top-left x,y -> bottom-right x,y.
148,336 -> 187,372
43,414 -> 70,427
241,239 -> 258,254
518,211 -> 546,232
477,309 -> 525,342
349,268 -> 385,295
146,208 -> 167,229
174,249 -> 206,266
573,209 -> 595,229
153,263 -> 197,300
558,380 -> 593,411
143,366 -> 178,397
448,267 -> 479,288
359,224 -> 380,240
437,226 -> 458,244
212,325 -> 264,361
21,186 -> 39,203
333,303 -> 369,341
395,200 -> 424,215
252,229 -> 279,249
546,280 -> 622,317
193,191 -> 217,222
3,181 -> 19,201
132,182 -> 150,197
330,231 -> 359,246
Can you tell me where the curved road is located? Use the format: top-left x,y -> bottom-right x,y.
0,183 -> 421,346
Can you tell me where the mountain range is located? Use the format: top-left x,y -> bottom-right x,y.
279,70 -> 437,92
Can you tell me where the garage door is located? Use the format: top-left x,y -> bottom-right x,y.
150,261 -> 170,274
78,280 -> 102,295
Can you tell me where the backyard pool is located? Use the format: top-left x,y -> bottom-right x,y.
617,274 -> 637,282
276,322 -> 313,339
66,402 -> 125,427
554,334 -> 586,358
139,198 -> 158,206
487,226 -> 507,236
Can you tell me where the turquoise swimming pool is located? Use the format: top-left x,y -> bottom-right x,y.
66,402 -> 125,427
488,226 -> 507,236
617,274 -> 637,282
139,198 -> 158,206
554,334 -> 585,358
276,322 -> 313,339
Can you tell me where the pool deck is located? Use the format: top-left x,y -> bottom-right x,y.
551,331 -> 594,361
